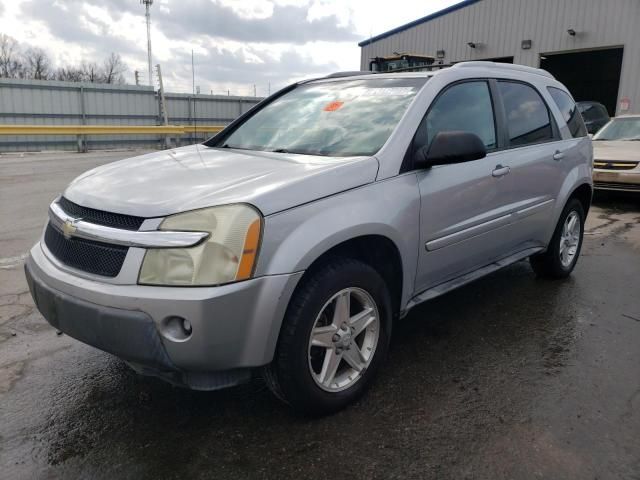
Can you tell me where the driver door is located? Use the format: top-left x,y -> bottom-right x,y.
413,80 -> 516,293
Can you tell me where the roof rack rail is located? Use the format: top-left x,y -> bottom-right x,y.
452,61 -> 555,79
325,71 -> 377,78
368,61 -> 555,79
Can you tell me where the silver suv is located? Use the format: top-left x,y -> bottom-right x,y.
25,62 -> 593,414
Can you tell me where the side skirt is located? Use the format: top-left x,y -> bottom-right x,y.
402,246 -> 544,316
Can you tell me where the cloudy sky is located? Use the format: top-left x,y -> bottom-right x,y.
0,0 -> 459,96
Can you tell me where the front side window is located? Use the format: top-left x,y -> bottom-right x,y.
498,81 -> 554,146
548,87 -> 588,138
215,78 -> 427,157
414,81 -> 497,152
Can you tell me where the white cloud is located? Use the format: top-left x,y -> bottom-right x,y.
0,0 -> 460,96
217,0 -> 274,19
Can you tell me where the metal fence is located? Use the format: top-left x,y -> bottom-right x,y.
0,78 -> 262,152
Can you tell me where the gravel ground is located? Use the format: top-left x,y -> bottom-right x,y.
1,150 -> 639,480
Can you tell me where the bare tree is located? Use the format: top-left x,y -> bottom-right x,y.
1,37 -> 130,85
55,66 -> 85,82
0,34 -> 24,78
80,61 -> 101,82
101,52 -> 126,84
23,47 -> 51,80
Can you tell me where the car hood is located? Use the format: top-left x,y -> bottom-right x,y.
592,141 -> 640,162
64,145 -> 379,217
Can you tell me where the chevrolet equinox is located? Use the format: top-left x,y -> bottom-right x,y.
25,62 -> 593,414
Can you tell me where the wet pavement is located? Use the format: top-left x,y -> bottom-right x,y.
1,151 -> 639,479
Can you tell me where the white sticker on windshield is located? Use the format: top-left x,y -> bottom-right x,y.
361,87 -> 416,96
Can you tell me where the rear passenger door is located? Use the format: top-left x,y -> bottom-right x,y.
493,80 -> 566,249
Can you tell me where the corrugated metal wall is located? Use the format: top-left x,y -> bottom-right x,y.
360,0 -> 640,114
0,78 -> 262,152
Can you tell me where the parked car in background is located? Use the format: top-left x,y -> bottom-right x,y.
592,115 -> 640,192
25,62 -> 593,415
577,101 -> 610,134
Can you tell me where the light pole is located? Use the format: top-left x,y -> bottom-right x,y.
141,0 -> 154,87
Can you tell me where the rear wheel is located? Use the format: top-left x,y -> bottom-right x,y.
264,257 -> 391,415
530,198 -> 585,278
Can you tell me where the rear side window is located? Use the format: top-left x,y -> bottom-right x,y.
498,81 -> 554,146
415,81 -> 497,151
548,87 -> 588,138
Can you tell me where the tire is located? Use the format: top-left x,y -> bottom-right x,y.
264,257 -> 391,416
530,198 -> 585,278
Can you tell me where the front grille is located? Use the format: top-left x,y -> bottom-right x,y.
593,161 -> 638,171
594,181 -> 640,192
44,224 -> 128,277
58,197 -> 145,231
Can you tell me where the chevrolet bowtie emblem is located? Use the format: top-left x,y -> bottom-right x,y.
62,218 -> 80,239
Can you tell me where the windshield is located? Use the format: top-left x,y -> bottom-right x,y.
593,117 -> 640,141
215,77 -> 427,157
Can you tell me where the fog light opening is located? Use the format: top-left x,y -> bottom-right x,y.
161,316 -> 193,342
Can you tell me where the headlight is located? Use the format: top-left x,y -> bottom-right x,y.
138,204 -> 262,286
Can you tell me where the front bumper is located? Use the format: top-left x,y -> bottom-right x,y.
593,168 -> 640,192
25,243 -> 303,389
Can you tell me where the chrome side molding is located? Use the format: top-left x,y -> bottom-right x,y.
48,201 -> 209,248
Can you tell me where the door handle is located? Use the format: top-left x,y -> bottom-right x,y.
553,150 -> 565,161
492,164 -> 511,177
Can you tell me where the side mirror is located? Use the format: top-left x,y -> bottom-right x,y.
413,131 -> 487,169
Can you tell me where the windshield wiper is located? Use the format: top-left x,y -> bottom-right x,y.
269,148 -> 318,155
599,138 -> 640,141
218,144 -> 256,151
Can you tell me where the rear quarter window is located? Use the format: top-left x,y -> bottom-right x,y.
498,81 -> 554,146
548,87 -> 588,138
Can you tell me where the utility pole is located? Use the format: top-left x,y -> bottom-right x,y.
156,64 -> 171,149
141,0 -> 154,87
253,84 -> 256,97
156,64 -> 168,126
191,49 -> 195,95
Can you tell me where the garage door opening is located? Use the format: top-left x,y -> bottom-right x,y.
540,48 -> 623,116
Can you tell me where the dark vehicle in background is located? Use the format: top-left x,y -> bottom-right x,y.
577,101 -> 610,134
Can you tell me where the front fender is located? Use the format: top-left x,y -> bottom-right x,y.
254,173 -> 421,309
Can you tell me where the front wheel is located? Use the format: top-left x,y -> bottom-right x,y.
530,198 -> 585,278
264,257 -> 391,415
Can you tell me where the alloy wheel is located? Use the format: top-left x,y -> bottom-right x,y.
559,210 -> 581,267
307,288 -> 380,392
